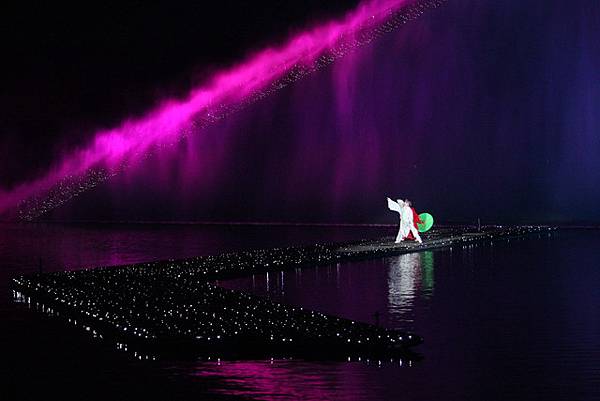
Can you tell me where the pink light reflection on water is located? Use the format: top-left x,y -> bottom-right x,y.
191,359 -> 378,401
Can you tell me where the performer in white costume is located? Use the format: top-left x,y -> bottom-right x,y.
402,199 -> 423,244
387,197 -> 423,244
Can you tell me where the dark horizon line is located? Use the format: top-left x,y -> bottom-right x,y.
1,218 -> 600,229
1,218 -> 395,228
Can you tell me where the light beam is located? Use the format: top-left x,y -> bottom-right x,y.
1,0 -> 446,220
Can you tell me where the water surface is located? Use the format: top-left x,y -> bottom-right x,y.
2,223 -> 599,400
215,230 -> 600,401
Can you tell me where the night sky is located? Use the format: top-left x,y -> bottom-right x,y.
2,0 -> 599,224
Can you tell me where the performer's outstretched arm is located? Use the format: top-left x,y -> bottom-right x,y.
387,197 -> 405,243
387,197 -> 403,213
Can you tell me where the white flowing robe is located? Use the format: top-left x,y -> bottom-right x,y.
387,197 -> 422,243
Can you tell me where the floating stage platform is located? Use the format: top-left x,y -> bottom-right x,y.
12,225 -> 553,360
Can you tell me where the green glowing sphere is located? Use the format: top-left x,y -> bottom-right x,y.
418,213 -> 434,233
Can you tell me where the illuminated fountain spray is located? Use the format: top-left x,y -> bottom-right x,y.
2,0 -> 446,221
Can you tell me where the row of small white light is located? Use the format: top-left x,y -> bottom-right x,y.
12,225 -> 550,359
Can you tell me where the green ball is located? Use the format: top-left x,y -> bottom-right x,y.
417,213 -> 434,233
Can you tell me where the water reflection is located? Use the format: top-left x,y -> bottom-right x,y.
190,358 -> 409,401
220,251 -> 438,329
6,224 -> 599,401
387,252 -> 434,321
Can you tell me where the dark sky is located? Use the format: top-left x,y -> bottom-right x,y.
2,1 -> 600,224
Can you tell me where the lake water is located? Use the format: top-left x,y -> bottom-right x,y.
2,223 -> 599,400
